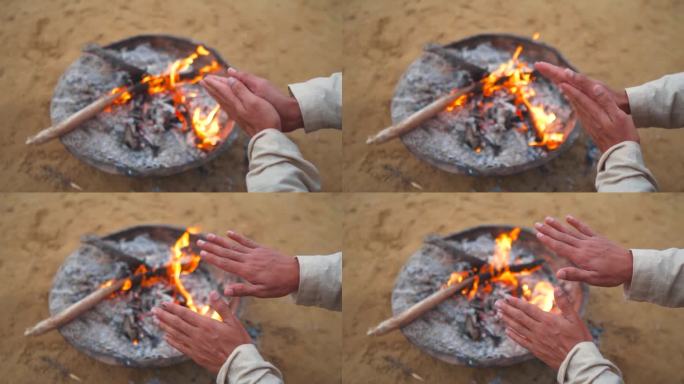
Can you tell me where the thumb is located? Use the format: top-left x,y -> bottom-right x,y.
227,78 -> 257,105
224,282 -> 260,297
556,267 -> 594,283
554,287 -> 576,317
227,68 -> 260,90
592,84 -> 620,117
209,291 -> 233,321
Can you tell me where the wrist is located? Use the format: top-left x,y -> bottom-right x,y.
616,89 -> 630,114
288,256 -> 301,295
622,249 -> 634,286
283,97 -> 304,132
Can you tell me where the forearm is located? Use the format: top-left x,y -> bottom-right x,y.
291,252 -> 342,311
288,73 -> 342,133
557,342 -> 623,384
594,141 -> 658,192
625,248 -> 684,307
246,129 -> 322,192
216,344 -> 283,384
626,72 -> 684,128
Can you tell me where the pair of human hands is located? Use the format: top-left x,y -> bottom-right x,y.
200,68 -> 304,136
535,62 -> 639,152
153,231 -> 300,373
498,215 -> 633,369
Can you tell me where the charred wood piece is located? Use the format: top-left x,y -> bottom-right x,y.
81,234 -> 150,270
83,44 -> 148,81
424,235 -> 487,268
423,43 -> 488,81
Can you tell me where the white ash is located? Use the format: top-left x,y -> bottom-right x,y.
391,231 -> 557,367
50,42 -> 231,176
391,42 -> 573,175
49,232 -> 221,367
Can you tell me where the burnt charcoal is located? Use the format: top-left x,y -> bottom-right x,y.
122,313 -> 142,343
124,125 -> 142,149
464,122 -> 482,150
465,314 -> 481,341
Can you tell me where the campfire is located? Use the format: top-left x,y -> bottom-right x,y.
49,35 -> 238,177
391,34 -> 580,176
390,226 -> 586,367
44,225 -> 238,367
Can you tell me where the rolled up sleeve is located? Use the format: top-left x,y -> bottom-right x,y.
216,344 -> 283,384
625,248 -> 684,307
557,342 -> 623,384
291,252 -> 342,311
246,128 -> 321,192
626,73 -> 684,128
595,141 -> 658,192
288,73 -> 342,133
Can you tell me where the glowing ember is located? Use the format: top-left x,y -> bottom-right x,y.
445,33 -> 567,151
444,228 -> 555,312
105,45 -> 231,151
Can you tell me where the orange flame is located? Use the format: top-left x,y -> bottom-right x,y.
444,227 -> 555,312
446,32 -> 566,151
106,45 -> 230,150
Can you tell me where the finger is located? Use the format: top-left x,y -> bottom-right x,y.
563,68 -> 600,99
560,83 -> 610,127
592,84 -> 620,121
556,267 -> 597,284
165,334 -> 193,355
157,318 -> 195,344
227,78 -> 260,107
534,62 -> 568,85
226,231 -> 260,249
554,287 -> 577,318
497,300 -> 540,330
204,76 -> 246,115
506,328 -> 533,350
544,216 -> 585,239
228,296 -> 241,314
205,233 -> 250,253
226,67 -> 261,90
209,291 -> 234,321
160,302 -> 205,327
504,295 -> 548,322
197,238 -> 247,259
500,312 -> 533,338
224,282 -> 261,297
560,83 -> 600,127
200,250 -> 246,275
565,215 -> 597,237
536,231 -> 577,259
152,306 -> 196,337
535,222 -> 579,247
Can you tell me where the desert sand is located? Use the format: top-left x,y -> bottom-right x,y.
344,193 -> 684,383
0,0 -> 342,192
343,0 -> 684,191
0,194 -> 342,383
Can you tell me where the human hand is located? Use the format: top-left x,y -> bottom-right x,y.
535,215 -> 633,287
200,75 -> 282,137
496,287 -> 592,370
225,68 -> 304,132
197,231 -> 300,298
534,62 -> 639,152
153,292 -> 251,374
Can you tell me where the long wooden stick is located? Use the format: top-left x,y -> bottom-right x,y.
366,84 -> 475,145
25,82 -> 147,146
24,278 -> 127,336
367,259 -> 545,336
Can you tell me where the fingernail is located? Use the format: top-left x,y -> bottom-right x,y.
197,239 -> 205,246
152,307 -> 160,315
227,67 -> 237,74
537,232 -> 544,238
557,270 -> 566,279
224,287 -> 233,296
564,68 -> 574,77
200,251 -> 207,257
208,233 -> 216,240
495,300 -> 503,308
534,222 -> 543,229
210,291 -> 219,301
227,77 -> 236,85
545,216 -> 554,222
161,302 -> 169,309
593,85 -> 603,96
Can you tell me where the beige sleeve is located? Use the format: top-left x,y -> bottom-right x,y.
216,344 -> 283,384
291,252 -> 342,311
557,342 -> 623,384
626,73 -> 684,128
288,72 -> 342,133
624,248 -> 684,307
594,141 -> 658,192
246,129 -> 321,192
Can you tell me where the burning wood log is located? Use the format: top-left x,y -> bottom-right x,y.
81,234 -> 151,268
424,235 -> 487,268
366,84 -> 476,145
83,44 -> 148,81
366,259 -> 544,336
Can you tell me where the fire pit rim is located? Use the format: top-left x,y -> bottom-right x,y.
54,34 -> 240,178
392,224 -> 589,367
395,33 -> 583,177
51,223 -> 244,367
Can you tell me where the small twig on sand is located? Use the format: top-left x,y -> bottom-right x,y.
382,165 -> 423,190
383,356 -> 425,381
41,166 -> 83,191
40,356 -> 82,382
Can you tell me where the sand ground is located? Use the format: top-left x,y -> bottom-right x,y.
343,193 -> 684,383
0,193 -> 342,383
0,0 -> 342,192
343,0 -> 684,192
